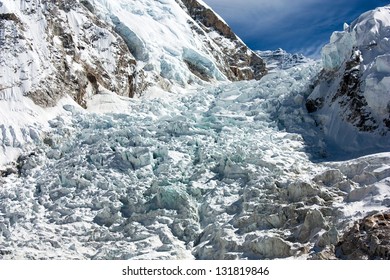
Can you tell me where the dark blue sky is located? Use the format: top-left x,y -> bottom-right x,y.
203,0 -> 390,57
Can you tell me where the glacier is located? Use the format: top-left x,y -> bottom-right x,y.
1,61 -> 390,259
1,1 -> 390,260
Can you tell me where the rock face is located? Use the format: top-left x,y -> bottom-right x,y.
336,212 -> 390,259
306,6 -> 390,153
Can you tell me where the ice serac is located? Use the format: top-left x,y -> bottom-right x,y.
306,5 -> 390,154
2,1 -> 390,261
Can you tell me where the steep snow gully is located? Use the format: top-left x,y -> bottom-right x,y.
1,1 -> 390,260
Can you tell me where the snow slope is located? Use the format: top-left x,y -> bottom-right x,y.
90,0 -> 227,84
89,0 -> 266,83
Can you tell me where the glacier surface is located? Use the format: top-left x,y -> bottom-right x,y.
1,61 -> 389,259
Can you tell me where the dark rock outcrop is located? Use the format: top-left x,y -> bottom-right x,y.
181,0 -> 236,39
0,13 -> 19,22
336,212 -> 390,259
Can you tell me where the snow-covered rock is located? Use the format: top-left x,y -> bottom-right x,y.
0,0 -> 138,106
306,5 -> 390,154
179,0 -> 266,80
